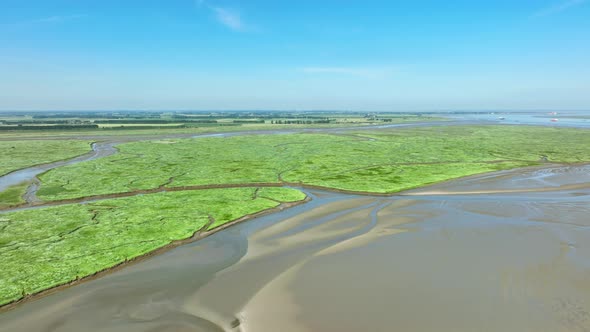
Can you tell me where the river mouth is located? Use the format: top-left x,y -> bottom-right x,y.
0,163 -> 589,331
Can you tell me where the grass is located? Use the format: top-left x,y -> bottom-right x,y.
0,187 -> 305,305
37,125 -> 590,200
0,183 -> 29,209
0,140 -> 91,176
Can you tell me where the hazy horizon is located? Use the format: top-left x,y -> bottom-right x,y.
1,109 -> 590,113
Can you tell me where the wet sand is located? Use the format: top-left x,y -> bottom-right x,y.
1,164 -> 589,331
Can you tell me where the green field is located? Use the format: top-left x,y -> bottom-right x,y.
0,140 -> 91,177
37,126 -> 590,200
0,115 -> 446,139
0,187 -> 305,305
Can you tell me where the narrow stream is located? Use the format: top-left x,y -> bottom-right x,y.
0,142 -> 118,193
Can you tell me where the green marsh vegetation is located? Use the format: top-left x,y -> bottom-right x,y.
0,187 -> 305,305
0,140 -> 91,176
38,126 -> 590,200
0,183 -> 29,209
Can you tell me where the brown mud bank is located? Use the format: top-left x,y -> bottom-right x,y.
1,164 -> 590,331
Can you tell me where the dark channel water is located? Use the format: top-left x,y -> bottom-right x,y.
1,164 -> 589,332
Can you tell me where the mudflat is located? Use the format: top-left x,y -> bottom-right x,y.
1,163 -> 589,331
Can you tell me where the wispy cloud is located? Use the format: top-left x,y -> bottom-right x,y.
301,66 -> 395,79
212,7 -> 244,31
533,0 -> 588,17
196,1 -> 247,32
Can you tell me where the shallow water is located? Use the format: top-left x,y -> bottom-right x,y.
451,111 -> 590,128
1,164 -> 589,332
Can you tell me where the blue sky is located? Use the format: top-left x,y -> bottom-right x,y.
0,0 -> 589,111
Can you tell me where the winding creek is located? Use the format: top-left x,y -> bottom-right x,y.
1,120 -> 589,331
0,142 -> 118,195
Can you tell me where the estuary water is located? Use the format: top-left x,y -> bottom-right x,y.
1,163 -> 589,332
449,110 -> 590,128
